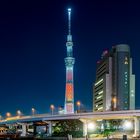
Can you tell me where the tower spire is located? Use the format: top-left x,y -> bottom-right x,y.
68,8 -> 71,35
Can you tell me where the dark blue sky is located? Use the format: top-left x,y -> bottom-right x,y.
0,1 -> 140,117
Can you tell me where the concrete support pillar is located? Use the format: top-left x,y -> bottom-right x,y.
7,124 -> 13,129
134,117 -> 140,137
21,124 -> 27,137
68,134 -> 73,140
33,125 -> 36,136
48,121 -> 52,136
83,121 -> 87,137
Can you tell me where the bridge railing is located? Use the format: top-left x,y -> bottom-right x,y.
1,109 -> 140,124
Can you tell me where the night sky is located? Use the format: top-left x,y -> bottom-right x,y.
0,1 -> 140,117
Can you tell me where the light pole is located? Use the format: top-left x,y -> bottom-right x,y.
6,112 -> 11,118
0,115 -> 2,121
122,119 -> 133,136
58,106 -> 63,111
32,108 -> 35,116
17,110 -> 21,117
58,106 -> 63,114
76,101 -> 81,113
86,122 -> 96,139
50,104 -> 54,115
122,120 -> 133,140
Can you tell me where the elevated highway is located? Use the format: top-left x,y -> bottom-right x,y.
0,110 -> 140,137
0,110 -> 140,124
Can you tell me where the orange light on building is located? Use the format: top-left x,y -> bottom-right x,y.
112,97 -> 117,110
113,97 -> 117,103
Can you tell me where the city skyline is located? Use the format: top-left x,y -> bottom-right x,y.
0,1 -> 140,116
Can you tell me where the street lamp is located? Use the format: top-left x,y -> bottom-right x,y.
50,104 -> 55,115
123,120 -> 133,130
58,106 -> 63,114
122,120 -> 133,139
0,115 -> 2,121
32,108 -> 35,115
17,110 -> 21,117
84,121 -> 96,139
58,106 -> 63,111
6,112 -> 11,118
87,122 -> 96,131
76,101 -> 81,113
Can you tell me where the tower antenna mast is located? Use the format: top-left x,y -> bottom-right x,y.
68,8 -> 71,35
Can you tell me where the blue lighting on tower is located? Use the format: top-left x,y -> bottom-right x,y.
64,8 -> 75,114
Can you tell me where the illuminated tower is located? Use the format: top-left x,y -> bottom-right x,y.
64,8 -> 75,114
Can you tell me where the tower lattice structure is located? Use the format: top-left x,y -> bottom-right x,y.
64,8 -> 75,114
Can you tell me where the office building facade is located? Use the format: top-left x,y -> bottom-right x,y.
93,44 -> 135,111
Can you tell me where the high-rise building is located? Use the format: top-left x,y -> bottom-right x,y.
64,8 -> 75,114
93,44 -> 135,112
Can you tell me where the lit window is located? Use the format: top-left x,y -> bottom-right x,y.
96,105 -> 98,107
112,97 -> 117,103
98,90 -> 103,95
97,95 -> 102,100
124,57 -> 128,64
124,61 -> 128,64
98,107 -> 103,110
95,79 -> 103,86
131,94 -> 134,97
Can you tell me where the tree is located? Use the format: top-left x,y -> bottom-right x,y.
52,120 -> 83,137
